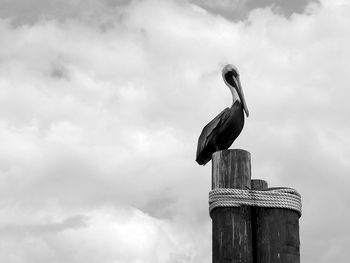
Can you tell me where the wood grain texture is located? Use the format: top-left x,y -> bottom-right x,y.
252,180 -> 300,263
212,149 -> 252,263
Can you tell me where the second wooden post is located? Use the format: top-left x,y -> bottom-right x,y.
251,180 -> 300,263
212,149 -> 252,263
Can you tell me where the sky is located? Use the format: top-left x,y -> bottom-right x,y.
0,0 -> 349,262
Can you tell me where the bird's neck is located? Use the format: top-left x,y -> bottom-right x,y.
228,85 -> 240,107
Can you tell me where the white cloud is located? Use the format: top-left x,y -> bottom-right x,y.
0,0 -> 349,262
0,206 -> 202,263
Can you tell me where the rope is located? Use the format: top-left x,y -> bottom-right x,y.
209,187 -> 302,217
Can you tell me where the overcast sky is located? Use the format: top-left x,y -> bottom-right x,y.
0,0 -> 349,262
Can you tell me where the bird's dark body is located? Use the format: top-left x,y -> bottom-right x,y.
196,100 -> 244,165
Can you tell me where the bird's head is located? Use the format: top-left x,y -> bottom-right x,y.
222,64 -> 249,117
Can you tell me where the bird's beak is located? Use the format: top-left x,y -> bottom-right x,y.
233,76 -> 249,117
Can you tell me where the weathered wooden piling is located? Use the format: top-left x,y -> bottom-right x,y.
211,151 -> 301,263
211,149 -> 252,263
251,180 -> 300,263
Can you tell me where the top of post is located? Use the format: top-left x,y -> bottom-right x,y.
212,149 -> 251,190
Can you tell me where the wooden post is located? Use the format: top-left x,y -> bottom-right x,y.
251,180 -> 300,263
211,149 -> 252,263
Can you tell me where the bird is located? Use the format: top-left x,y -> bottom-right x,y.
196,64 -> 249,165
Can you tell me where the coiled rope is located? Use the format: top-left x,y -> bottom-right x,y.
209,187 -> 302,217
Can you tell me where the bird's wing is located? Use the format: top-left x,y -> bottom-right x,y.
196,108 -> 231,164
204,107 -> 231,139
197,107 -> 230,150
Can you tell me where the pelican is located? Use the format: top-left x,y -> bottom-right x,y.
195,64 -> 249,165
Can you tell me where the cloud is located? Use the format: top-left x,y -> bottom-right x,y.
0,206 -> 204,263
0,0 -> 349,262
0,0 -> 132,25
189,0 -> 320,20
